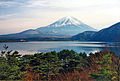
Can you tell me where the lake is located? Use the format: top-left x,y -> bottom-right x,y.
0,41 -> 114,55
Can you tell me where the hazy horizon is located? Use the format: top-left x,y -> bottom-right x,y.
0,0 -> 120,35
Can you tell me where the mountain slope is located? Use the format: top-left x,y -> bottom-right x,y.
71,31 -> 96,41
36,16 -> 97,36
92,22 -> 120,42
0,16 -> 97,41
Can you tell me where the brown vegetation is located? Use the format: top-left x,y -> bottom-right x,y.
24,51 -> 120,81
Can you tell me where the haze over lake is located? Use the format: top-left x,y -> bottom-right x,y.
0,41 -> 108,55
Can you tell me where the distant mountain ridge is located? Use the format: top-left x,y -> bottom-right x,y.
71,31 -> 96,41
2,17 -> 120,42
0,19 -> 120,42
92,22 -> 120,42
0,16 -> 97,40
71,22 -> 120,42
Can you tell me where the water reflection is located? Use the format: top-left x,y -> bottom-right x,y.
0,41 -> 113,55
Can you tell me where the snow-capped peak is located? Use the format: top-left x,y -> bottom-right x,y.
48,16 -> 83,27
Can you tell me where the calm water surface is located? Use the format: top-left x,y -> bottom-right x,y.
0,41 -> 109,55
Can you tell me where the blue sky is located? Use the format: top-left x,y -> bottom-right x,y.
0,0 -> 120,34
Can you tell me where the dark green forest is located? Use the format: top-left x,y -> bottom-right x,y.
0,45 -> 119,81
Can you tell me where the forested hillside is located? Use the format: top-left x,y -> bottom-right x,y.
0,45 -> 119,81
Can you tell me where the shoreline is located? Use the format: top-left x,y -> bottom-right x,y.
0,40 -> 105,43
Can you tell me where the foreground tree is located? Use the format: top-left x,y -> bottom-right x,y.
90,53 -> 119,81
58,49 -> 84,71
0,45 -> 26,80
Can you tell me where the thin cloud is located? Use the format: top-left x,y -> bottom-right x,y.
0,1 -> 24,8
0,14 -> 17,20
0,1 -> 17,7
0,0 -> 119,34
24,0 -> 120,9
25,0 -> 49,8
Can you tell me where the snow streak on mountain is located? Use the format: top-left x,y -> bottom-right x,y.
48,16 -> 83,27
36,16 -> 97,36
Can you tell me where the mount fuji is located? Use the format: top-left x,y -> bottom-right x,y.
36,16 -> 97,36
0,16 -> 97,40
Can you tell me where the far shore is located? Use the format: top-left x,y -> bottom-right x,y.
0,40 -> 29,43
